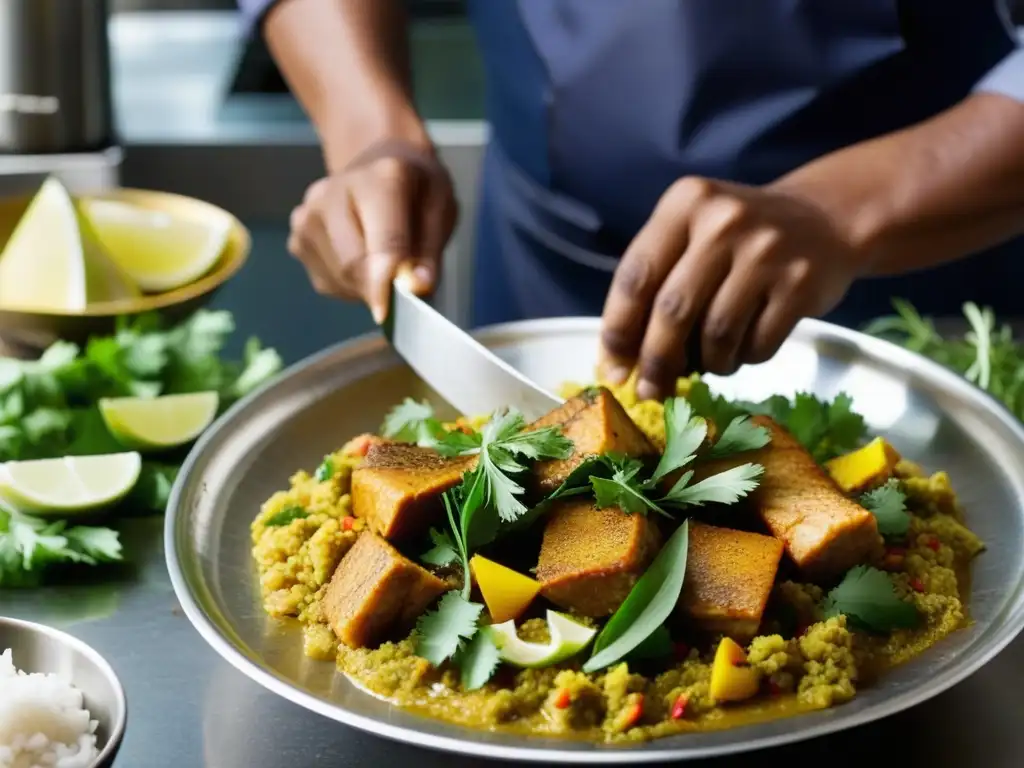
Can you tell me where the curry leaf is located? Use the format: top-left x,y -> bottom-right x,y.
583,520 -> 690,673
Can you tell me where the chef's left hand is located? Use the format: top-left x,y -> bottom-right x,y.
599,177 -> 864,400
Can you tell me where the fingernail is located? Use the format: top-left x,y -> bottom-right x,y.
370,302 -> 386,325
601,362 -> 631,385
636,379 -> 660,402
412,265 -> 433,292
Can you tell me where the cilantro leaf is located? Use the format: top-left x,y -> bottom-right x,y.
737,391 -> 866,462
584,520 -> 690,672
859,479 -> 910,539
685,380 -> 748,430
660,463 -> 764,508
649,398 -> 707,484
414,591 -> 484,666
822,565 -> 919,633
63,525 -> 123,564
591,454 -> 667,517
421,527 -> 460,567
382,398 -> 437,443
263,506 -> 308,527
455,629 -> 502,690
709,415 -> 771,457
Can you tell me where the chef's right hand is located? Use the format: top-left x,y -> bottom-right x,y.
287,138 -> 458,324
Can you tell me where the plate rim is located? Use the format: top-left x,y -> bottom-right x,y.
165,316 -> 1024,763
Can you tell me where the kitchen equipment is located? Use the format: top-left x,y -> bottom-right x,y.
384,279 -> 561,420
0,616 -> 127,768
0,186 -> 249,355
0,0 -> 115,154
166,316 -> 1024,763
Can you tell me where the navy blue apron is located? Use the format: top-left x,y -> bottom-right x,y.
466,0 -> 1021,329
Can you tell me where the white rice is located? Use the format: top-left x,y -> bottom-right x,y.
0,649 -> 99,768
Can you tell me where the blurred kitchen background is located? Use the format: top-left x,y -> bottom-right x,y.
3,0 -> 1024,362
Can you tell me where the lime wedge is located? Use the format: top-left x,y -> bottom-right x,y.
488,610 -> 597,668
81,198 -> 232,293
0,177 -> 139,312
99,391 -> 220,451
0,452 -> 142,515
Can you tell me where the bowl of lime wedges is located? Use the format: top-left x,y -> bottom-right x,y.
0,178 -> 250,355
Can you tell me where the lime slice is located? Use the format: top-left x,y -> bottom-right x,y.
488,610 -> 597,668
99,391 -> 219,451
0,177 -> 138,312
0,452 -> 142,515
81,198 -> 232,293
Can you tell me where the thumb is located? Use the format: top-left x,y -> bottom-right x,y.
352,182 -> 414,324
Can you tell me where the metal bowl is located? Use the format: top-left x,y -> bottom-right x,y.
0,616 -> 127,768
0,187 -> 250,355
166,317 -> 1024,763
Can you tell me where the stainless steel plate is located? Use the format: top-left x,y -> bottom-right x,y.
166,317 -> 1024,764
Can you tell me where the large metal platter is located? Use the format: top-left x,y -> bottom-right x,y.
166,317 -> 1024,763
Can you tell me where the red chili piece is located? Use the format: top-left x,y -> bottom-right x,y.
342,517 -> 356,532
553,688 -> 572,709
623,696 -> 644,728
911,578 -> 926,593
670,694 -> 689,720
768,681 -> 783,697
926,537 -> 941,552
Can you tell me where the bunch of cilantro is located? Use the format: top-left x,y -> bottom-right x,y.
0,309 -> 282,587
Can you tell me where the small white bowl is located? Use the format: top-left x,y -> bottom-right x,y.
0,617 -> 127,768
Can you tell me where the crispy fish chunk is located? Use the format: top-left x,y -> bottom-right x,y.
679,522 -> 784,640
529,387 -> 656,494
323,532 -> 447,648
351,442 -> 477,541
535,498 -> 661,617
703,416 -> 882,578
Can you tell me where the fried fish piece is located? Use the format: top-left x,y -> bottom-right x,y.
529,387 -> 656,494
679,522 -> 784,640
323,532 -> 447,648
351,442 -> 477,541
701,416 -> 883,578
535,498 -> 661,617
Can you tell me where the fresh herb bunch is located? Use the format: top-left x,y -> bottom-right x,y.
866,299 -> 1024,422
0,502 -> 122,587
584,397 -> 766,518
0,309 -> 282,587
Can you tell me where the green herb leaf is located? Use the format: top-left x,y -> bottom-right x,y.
583,520 -> 690,672
737,391 -> 866,462
421,527 -> 460,567
649,398 -> 706,484
625,624 -> 674,662
859,480 -> 910,539
414,591 -> 484,666
455,629 -> 502,690
685,380 -> 748,431
381,398 -> 436,443
821,565 -> 919,633
709,415 -> 771,457
263,506 -> 308,527
660,463 -> 764,508
314,456 -> 334,482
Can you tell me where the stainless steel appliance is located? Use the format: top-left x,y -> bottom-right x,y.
0,0 -> 115,154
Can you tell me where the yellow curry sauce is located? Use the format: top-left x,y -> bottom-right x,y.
250,379 -> 984,743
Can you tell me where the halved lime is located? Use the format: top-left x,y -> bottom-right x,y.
0,178 -> 139,312
0,452 -> 142,515
487,610 -> 597,668
81,198 -> 232,293
99,391 -> 219,451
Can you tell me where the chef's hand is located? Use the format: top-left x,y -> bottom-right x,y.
287,138 -> 458,324
599,177 -> 863,400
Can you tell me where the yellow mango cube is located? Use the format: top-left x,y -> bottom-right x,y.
825,437 -> 902,494
709,637 -> 762,703
470,555 -> 541,623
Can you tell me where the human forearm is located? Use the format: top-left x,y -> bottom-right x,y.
263,0 -> 429,171
771,93 -> 1024,276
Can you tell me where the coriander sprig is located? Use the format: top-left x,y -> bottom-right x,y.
859,479 -> 910,539
588,397 -> 765,518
